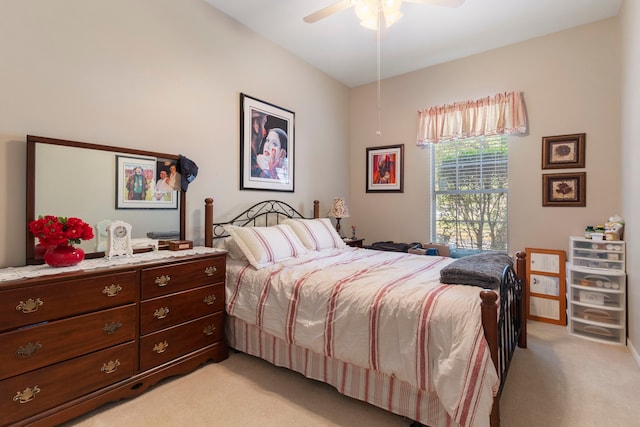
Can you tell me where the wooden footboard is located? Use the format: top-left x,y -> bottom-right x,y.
481,251 -> 527,427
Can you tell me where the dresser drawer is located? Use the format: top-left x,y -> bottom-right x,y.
139,312 -> 224,371
141,256 -> 225,299
0,304 -> 136,381
0,341 -> 135,426
140,284 -> 224,335
0,271 -> 137,332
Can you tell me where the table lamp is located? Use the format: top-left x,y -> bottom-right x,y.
328,197 -> 350,237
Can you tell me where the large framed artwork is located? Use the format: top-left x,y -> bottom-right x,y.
366,144 -> 404,193
542,172 -> 586,207
116,155 -> 178,209
240,93 -> 295,192
541,133 -> 586,169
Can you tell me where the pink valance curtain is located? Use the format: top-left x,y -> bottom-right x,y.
416,91 -> 527,145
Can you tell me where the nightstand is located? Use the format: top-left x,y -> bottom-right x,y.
344,238 -> 364,248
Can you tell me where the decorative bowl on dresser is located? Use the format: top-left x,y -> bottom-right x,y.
0,248 -> 228,427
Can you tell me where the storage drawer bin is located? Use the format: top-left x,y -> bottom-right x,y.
569,237 -> 625,272
570,318 -> 625,344
572,259 -> 624,270
567,269 -> 625,291
571,289 -> 622,308
568,237 -> 626,345
570,304 -> 623,326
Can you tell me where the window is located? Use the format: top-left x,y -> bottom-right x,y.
430,135 -> 508,251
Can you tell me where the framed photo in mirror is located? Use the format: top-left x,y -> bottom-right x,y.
116,155 -> 178,209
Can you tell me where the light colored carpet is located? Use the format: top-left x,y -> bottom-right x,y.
65,321 -> 640,427
500,321 -> 640,427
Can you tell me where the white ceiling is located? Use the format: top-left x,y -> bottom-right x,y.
204,0 -> 621,88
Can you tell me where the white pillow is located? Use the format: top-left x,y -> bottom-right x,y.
213,237 -> 246,260
283,218 -> 347,251
225,224 -> 309,269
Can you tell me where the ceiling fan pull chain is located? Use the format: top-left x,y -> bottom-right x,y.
376,2 -> 382,136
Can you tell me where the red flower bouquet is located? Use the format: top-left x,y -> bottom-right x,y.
29,215 -> 95,247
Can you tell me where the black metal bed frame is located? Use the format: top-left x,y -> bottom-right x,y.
209,199 -> 317,240
496,263 -> 524,395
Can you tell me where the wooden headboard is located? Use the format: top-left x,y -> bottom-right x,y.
204,198 -> 319,247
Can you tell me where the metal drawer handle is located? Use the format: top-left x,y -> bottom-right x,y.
205,266 -> 217,277
101,359 -> 121,374
153,341 -> 169,354
203,295 -> 217,306
102,284 -> 123,297
13,386 -> 40,404
16,342 -> 42,358
153,307 -> 170,320
16,298 -> 44,314
155,275 -> 171,287
103,321 -> 122,335
203,324 -> 216,336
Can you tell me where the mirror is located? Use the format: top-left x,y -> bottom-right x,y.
26,135 -> 186,264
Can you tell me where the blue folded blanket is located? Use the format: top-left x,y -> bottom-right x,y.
439,252 -> 512,290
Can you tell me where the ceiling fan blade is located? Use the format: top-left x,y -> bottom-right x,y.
303,0 -> 353,23
403,0 -> 465,7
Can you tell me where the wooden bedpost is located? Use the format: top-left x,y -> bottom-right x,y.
481,250 -> 528,427
480,290 -> 499,369
313,200 -> 319,218
205,198 -> 213,248
480,289 -> 499,427
515,251 -> 528,348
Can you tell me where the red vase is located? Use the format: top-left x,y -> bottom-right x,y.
43,245 -> 85,267
34,244 -> 54,260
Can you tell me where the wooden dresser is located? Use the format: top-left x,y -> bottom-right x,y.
0,249 -> 228,427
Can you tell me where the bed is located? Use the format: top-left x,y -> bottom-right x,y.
203,198 -> 527,427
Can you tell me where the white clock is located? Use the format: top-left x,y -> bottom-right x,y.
106,221 -> 133,260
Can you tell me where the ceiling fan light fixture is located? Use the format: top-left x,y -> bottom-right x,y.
355,0 -> 404,30
383,10 -> 403,26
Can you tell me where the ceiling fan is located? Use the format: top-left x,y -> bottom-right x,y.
304,0 -> 465,30
303,0 -> 465,136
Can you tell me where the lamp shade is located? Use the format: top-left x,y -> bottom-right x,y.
327,197 -> 350,219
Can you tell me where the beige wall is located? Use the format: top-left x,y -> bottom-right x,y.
1,1 -> 635,355
620,0 -> 640,360
0,0 -> 350,268
349,19 -> 621,257
350,15 -> 640,354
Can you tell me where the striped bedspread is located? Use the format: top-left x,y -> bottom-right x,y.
226,248 -> 500,427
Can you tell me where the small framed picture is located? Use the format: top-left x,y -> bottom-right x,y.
541,133 -> 585,169
542,172 -> 586,207
366,144 -> 404,193
116,155 -> 178,209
